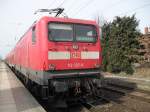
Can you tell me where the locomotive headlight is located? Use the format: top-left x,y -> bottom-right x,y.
49,64 -> 56,70
94,63 -> 100,68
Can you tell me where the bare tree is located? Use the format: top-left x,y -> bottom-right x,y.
93,14 -> 106,27
93,14 -> 107,39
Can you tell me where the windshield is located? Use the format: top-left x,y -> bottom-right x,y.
48,23 -> 97,42
75,24 -> 96,42
48,23 -> 73,41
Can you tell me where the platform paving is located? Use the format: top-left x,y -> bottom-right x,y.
0,61 -> 46,112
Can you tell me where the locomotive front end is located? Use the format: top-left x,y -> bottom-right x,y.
47,22 -> 102,72
42,18 -> 103,104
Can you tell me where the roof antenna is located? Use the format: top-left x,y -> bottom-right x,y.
34,8 -> 68,18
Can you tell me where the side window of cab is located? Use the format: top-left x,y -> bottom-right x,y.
32,26 -> 36,43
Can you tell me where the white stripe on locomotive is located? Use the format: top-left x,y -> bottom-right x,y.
48,51 -> 99,60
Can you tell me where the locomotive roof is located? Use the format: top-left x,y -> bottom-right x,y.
37,16 -> 97,25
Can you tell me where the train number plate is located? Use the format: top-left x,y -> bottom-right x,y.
68,63 -> 84,68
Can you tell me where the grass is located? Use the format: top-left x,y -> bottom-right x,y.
132,67 -> 150,79
107,67 -> 150,80
104,67 -> 150,91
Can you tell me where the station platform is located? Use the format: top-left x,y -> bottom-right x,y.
0,61 -> 46,112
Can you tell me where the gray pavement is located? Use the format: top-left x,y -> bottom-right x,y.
0,62 -> 46,112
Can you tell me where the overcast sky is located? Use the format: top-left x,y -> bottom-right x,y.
0,0 -> 150,58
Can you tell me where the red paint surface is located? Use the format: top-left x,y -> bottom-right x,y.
5,16 -> 102,71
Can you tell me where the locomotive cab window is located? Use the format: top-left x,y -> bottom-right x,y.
48,23 -> 97,43
48,23 -> 73,42
75,25 -> 97,42
32,26 -> 36,43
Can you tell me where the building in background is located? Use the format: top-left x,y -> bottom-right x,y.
138,27 -> 150,64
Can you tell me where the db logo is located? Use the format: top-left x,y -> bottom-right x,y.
71,52 -> 81,59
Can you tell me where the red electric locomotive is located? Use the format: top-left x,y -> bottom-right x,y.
6,8 -> 102,105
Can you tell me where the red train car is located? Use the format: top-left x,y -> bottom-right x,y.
6,15 -> 102,103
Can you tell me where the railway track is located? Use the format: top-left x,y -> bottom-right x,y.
103,82 -> 150,103
75,80 -> 150,112
99,81 -> 150,112
106,81 -> 150,94
32,79 -> 150,112
79,96 -> 138,112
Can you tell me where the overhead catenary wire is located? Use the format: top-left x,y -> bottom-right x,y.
47,0 -> 58,8
71,0 -> 95,17
65,0 -> 79,12
118,2 -> 150,16
46,0 -> 127,18
58,0 -> 68,7
102,0 -> 127,12
71,0 -> 126,17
